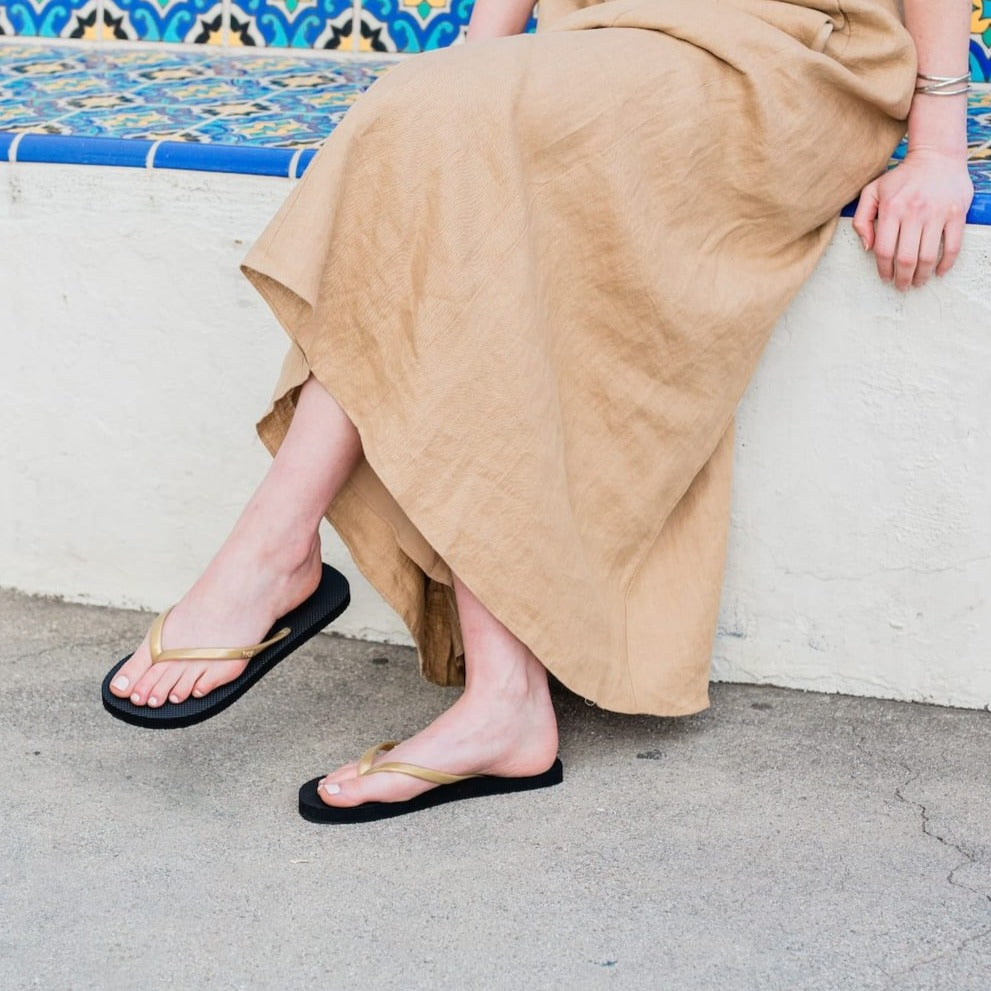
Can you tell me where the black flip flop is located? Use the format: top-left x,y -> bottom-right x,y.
101,563 -> 350,729
298,742 -> 564,823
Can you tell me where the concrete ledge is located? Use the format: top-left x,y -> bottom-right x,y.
3,162 -> 989,709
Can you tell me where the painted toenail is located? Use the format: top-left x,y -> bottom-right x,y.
113,676 -> 129,691
169,694 -> 180,704
321,782 -> 341,795
148,696 -> 158,706
130,693 -> 141,704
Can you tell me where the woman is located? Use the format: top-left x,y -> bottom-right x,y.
103,0 -> 974,823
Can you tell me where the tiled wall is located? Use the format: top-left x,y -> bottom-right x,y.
0,0 -> 988,75
975,0 -> 991,81
0,0 -> 482,52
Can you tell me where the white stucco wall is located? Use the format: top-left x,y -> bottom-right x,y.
2,162 -> 989,708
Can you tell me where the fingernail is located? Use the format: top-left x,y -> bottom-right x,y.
113,676 -> 129,691
321,781 -> 341,795
130,692 -> 141,704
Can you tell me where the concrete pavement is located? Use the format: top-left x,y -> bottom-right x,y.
1,587 -> 989,990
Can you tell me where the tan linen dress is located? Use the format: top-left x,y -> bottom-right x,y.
242,0 -> 915,716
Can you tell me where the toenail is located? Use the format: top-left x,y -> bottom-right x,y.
113,676 -> 129,691
148,696 -> 159,707
321,781 -> 341,795
130,693 -> 141,704
169,694 -> 180,704
192,689 -> 204,699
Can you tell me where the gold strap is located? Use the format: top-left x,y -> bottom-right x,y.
148,607 -> 291,664
357,742 -> 483,786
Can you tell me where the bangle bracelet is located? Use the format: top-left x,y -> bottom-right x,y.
915,72 -> 971,96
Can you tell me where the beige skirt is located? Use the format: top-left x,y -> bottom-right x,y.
242,0 -> 915,716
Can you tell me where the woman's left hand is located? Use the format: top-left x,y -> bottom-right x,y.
852,149 -> 973,291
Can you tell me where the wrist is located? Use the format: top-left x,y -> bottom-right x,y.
907,93 -> 968,160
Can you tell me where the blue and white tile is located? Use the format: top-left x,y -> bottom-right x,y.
357,0 -> 473,53
0,0 -> 93,38
104,0 -> 219,42
225,0 -> 354,48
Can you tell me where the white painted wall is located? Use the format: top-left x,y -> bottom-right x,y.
2,162 -> 989,708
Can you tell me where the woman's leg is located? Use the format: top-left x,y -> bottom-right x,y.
109,375 -> 362,707
316,573 -> 559,807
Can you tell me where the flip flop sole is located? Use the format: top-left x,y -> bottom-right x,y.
298,758 -> 564,823
101,563 -> 350,729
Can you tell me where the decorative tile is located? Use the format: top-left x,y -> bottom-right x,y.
358,0 -> 473,53
0,40 -> 395,148
226,0 -> 354,48
103,0 -> 220,43
974,1 -> 991,82
0,37 -> 988,224
186,111 -> 334,145
52,102 -> 212,138
0,0 -> 94,38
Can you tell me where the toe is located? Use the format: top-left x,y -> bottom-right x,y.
127,662 -> 168,707
320,761 -> 361,786
108,639 -> 153,698
168,663 -> 209,705
190,660 -> 247,699
317,768 -> 429,809
146,664 -> 186,708
317,775 -> 376,809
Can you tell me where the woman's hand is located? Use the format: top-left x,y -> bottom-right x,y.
852,149 -> 973,291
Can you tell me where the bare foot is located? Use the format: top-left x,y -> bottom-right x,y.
109,533 -> 323,708
316,645 -> 559,808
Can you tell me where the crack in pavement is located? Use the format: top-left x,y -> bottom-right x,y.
881,764 -> 991,986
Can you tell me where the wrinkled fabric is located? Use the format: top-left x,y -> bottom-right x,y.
242,0 -> 914,715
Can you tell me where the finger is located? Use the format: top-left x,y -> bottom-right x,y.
912,222 -> 943,287
852,181 -> 880,251
893,219 -> 923,291
935,212 -> 966,277
872,210 -> 901,283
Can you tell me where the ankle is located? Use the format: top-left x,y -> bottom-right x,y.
228,516 -> 320,576
463,649 -> 549,706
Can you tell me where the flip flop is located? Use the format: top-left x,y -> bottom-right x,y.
101,563 -> 350,729
298,741 -> 564,823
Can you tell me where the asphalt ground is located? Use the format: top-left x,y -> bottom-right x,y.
2,587 -> 989,990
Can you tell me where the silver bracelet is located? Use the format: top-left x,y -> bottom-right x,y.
915,72 -> 972,96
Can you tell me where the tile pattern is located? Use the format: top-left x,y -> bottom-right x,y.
0,42 -> 395,147
0,1 -> 986,65
100,0 -> 223,43
358,0 -> 472,53
225,0 -> 355,49
0,0 -> 539,48
0,40 -> 989,223
0,0 -> 93,38
974,1 -> 991,82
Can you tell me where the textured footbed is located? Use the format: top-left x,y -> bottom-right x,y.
297,758 -> 565,824
101,563 -> 350,729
